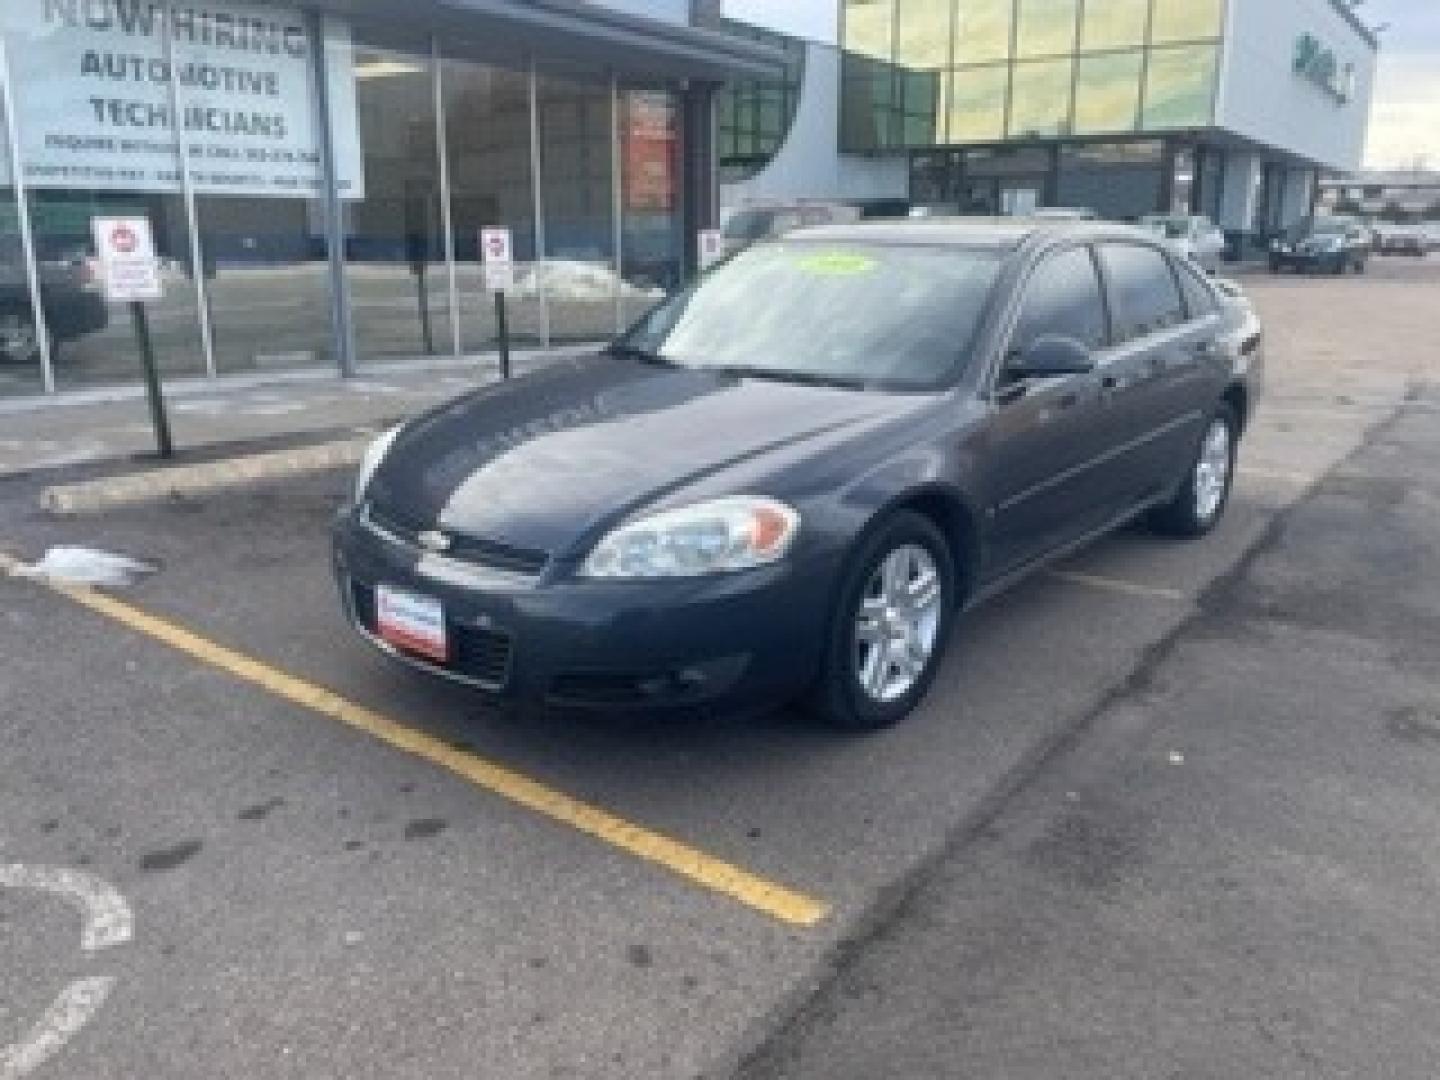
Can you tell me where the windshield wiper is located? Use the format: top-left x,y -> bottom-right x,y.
706,365 -> 872,391
605,342 -> 675,366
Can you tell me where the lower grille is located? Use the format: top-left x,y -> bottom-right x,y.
350,579 -> 513,691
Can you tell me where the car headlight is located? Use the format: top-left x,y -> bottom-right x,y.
581,496 -> 800,579
354,425 -> 401,503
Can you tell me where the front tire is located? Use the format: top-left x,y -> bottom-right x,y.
806,511 -> 956,732
1149,404 -> 1238,537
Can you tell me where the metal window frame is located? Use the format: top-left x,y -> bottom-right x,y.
432,35 -> 462,359
611,73 -> 624,337
162,0 -> 217,379
309,10 -> 357,377
0,33 -> 55,394
528,61 -> 550,348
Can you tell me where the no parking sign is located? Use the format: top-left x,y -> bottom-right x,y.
91,217 -> 163,303
481,227 -> 514,292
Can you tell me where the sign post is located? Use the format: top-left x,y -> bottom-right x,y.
698,229 -> 724,272
92,217 -> 172,459
481,227 -> 515,380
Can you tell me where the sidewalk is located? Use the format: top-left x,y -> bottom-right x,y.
0,348 -> 582,478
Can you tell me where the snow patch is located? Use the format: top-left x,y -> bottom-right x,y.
14,547 -> 157,587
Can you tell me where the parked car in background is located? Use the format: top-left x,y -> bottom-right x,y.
1269,216 -> 1370,275
0,237 -> 108,367
721,201 -> 861,255
334,219 -> 1259,731
1375,225 -> 1428,257
1139,213 -> 1227,274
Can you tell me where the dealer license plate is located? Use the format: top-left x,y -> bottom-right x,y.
375,584 -> 448,662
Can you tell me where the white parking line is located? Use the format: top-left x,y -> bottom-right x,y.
1047,570 -> 1187,603
0,865 -> 133,1079
1239,465 -> 1314,486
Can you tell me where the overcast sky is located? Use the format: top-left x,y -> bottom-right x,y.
1360,0 -> 1440,167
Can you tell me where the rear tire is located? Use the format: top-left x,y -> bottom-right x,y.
806,511 -> 956,732
1149,403 -> 1238,538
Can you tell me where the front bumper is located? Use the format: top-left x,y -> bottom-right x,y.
331,505 -> 836,712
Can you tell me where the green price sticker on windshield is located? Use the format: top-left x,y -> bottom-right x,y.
795,251 -> 876,276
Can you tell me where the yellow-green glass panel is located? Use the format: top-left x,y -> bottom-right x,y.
1009,57 -> 1074,137
845,0 -> 896,60
1015,0 -> 1077,59
1081,0 -> 1149,51
896,0 -> 952,67
1143,43 -> 1217,127
1150,0 -> 1224,43
953,0 -> 1013,64
948,64 -> 1009,142
1073,50 -> 1143,134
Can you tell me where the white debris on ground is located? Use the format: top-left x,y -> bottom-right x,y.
12,547 -> 156,587
512,260 -> 665,301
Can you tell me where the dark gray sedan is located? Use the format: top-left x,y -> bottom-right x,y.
332,219 -> 1262,730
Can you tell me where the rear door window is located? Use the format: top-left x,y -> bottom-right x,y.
1173,259 -> 1217,321
1097,243 -> 1186,343
1010,247 -> 1109,353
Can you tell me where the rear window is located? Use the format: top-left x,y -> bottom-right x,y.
1097,243 -> 1186,343
1173,259 -> 1217,320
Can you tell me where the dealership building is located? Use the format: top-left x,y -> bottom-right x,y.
1,0 -> 1377,401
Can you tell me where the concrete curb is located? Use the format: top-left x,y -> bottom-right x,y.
39,437 -> 369,514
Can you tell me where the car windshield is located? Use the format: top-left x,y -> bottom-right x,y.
1142,216 -> 1192,240
722,210 -> 776,242
616,242 -> 1003,390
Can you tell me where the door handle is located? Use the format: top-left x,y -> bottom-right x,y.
1100,373 -> 1120,391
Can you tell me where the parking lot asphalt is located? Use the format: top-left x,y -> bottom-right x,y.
2,258 -> 1437,1078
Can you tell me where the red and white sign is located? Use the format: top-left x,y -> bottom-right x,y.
698,229 -> 725,270
90,216 -> 162,303
480,227 -> 515,292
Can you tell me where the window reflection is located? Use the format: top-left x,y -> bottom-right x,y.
0,81 -> 44,395
347,29 -> 448,363
900,70 -> 943,146
895,0 -> 951,67
1073,51 -> 1143,135
537,69 -> 616,343
1151,0 -> 1224,43
953,0 -> 1012,64
1081,0 -> 1148,51
843,0 -> 895,61
948,65 -> 1008,143
442,57 -> 542,351
619,85 -> 683,328
1143,44 -> 1217,128
841,57 -> 900,152
1009,58 -> 1073,138
1015,0 -> 1077,59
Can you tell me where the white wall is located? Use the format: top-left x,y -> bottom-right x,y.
721,0 -> 838,45
720,43 -> 909,209
1217,0 -> 1376,171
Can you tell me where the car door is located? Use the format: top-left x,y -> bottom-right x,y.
983,245 -> 1119,575
1094,242 -> 1214,506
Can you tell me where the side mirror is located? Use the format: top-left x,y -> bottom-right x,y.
1006,335 -> 1096,380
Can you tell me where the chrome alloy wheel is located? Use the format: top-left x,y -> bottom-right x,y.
1194,417 -> 1232,523
854,543 -> 943,703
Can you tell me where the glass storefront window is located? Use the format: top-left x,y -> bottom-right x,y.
900,70 -> 942,147
1143,44 -> 1218,129
1015,0 -> 1077,59
953,0 -> 1013,65
1009,58 -> 1074,138
441,56 -> 542,351
716,22 -> 805,185
1150,0 -> 1225,44
841,56 -> 900,152
170,13 -> 342,376
345,26 -> 447,363
1081,0 -> 1149,51
948,65 -> 1009,143
844,0 -> 896,62
0,74 -> 43,396
537,68 -> 616,343
619,85 -> 682,328
1056,141 -> 1165,221
1073,50 -> 1144,135
896,0 -> 951,68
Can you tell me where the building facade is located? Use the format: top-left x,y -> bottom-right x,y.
0,0 -> 773,399
722,0 -> 1377,247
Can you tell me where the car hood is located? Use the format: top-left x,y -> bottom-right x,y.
366,353 -> 920,558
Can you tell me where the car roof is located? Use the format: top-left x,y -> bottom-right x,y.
781,216 -> 1158,253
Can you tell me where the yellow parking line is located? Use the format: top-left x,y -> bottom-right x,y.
0,551 -> 827,928
1048,569 -> 1187,603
